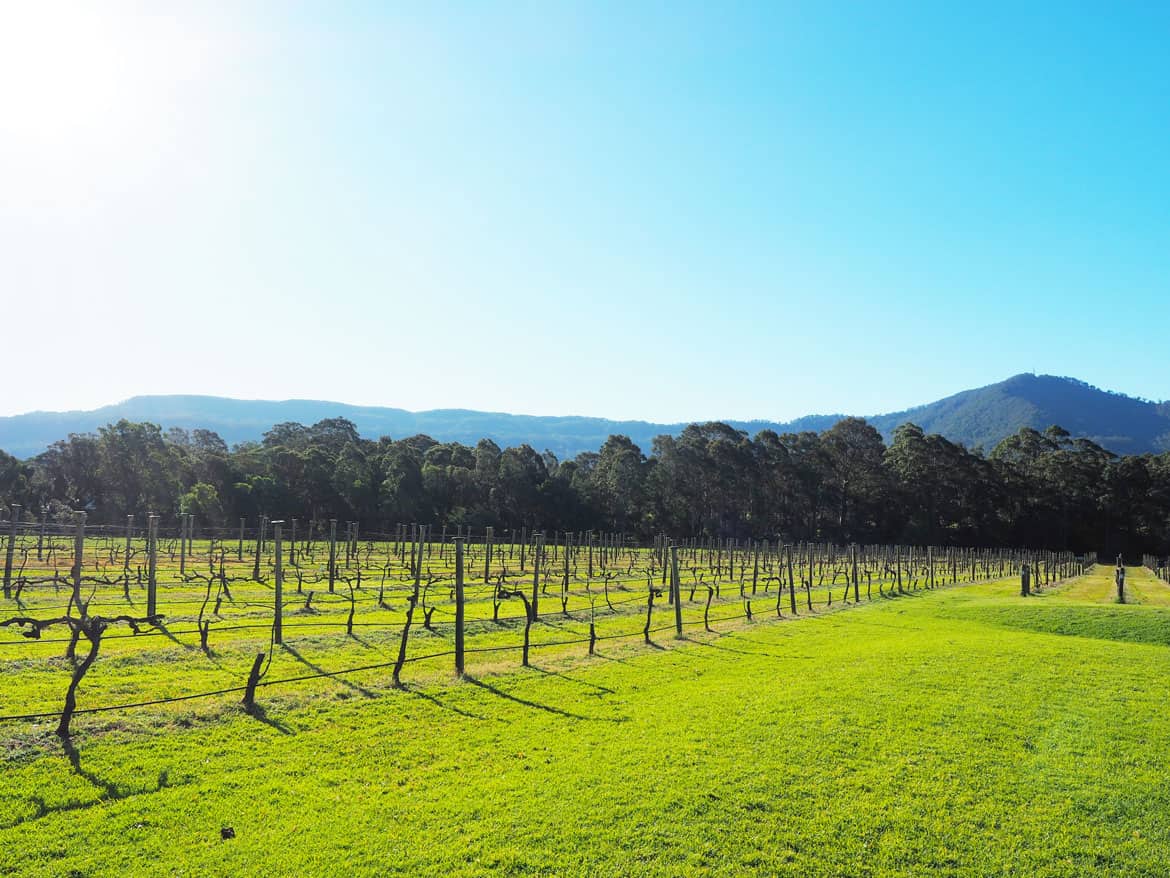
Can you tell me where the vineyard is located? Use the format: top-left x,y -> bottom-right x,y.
0,513 -> 1085,732
4,514 -> 1170,876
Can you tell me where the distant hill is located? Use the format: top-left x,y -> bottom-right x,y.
0,375 -> 1167,460
864,374 -> 1170,455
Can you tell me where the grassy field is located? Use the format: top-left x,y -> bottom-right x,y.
0,537 -> 1013,724
3,556 -> 1169,876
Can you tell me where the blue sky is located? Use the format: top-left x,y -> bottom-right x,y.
1,2 -> 1168,421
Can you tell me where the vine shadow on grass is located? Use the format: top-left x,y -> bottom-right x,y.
243,702 -> 294,735
283,643 -> 376,698
525,665 -> 616,696
463,675 -> 626,723
0,732 -> 186,831
684,637 -> 792,661
401,685 -> 488,721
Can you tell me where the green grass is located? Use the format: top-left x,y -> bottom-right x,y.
3,560 -> 1169,876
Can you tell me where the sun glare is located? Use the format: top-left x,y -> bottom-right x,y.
0,3 -> 129,149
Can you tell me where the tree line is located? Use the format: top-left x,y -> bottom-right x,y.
0,416 -> 1167,556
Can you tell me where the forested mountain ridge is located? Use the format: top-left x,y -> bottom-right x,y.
0,374 -> 1166,460
3,414 -> 1169,556
865,374 -> 1170,455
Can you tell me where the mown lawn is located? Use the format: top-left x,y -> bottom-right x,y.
3,565 -> 1170,876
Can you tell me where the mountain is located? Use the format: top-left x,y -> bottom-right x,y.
0,375 -> 1167,460
865,374 -> 1170,455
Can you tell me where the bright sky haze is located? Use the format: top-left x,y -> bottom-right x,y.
1,2 -> 1168,421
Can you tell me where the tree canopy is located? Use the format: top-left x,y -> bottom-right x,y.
3,417 -> 1168,557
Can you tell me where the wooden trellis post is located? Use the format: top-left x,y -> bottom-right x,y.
786,544 -> 797,614
484,526 -> 494,583
671,544 -> 683,636
455,537 -> 465,676
124,514 -> 133,579
851,544 -> 860,601
562,531 -> 571,608
2,504 -> 18,599
179,512 -> 188,577
273,521 -> 284,644
147,513 -> 159,616
752,542 -> 760,595
252,516 -> 264,580
36,507 -> 46,562
531,532 -> 544,619
71,510 -> 86,609
328,519 -> 338,593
